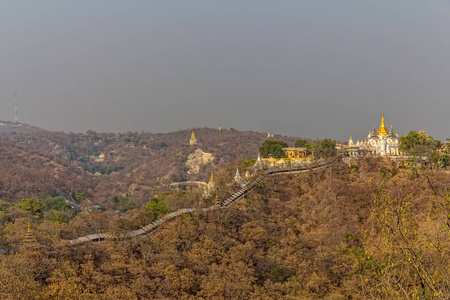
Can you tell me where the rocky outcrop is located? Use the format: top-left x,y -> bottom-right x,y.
185,148 -> 214,174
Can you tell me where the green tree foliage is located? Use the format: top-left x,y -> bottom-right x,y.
145,197 -> 168,214
113,195 -> 136,212
241,158 -> 256,169
309,138 -> 337,158
75,192 -> 88,202
42,196 -> 71,212
429,152 -> 450,169
15,198 -> 43,219
47,210 -> 72,223
294,139 -> 308,148
259,140 -> 288,158
41,196 -> 74,223
399,130 -> 440,156
441,154 -> 449,168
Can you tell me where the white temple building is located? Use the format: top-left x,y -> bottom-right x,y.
348,112 -> 400,157
234,168 -> 247,188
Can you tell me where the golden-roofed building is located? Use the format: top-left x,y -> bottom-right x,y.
348,112 -> 400,157
282,147 -> 307,159
190,131 -> 197,145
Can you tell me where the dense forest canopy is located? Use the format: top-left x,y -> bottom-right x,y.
0,157 -> 449,299
0,127 -> 449,298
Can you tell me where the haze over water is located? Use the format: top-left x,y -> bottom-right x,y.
1,1 -> 449,141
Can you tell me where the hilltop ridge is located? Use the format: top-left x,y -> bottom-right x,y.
0,121 -> 41,133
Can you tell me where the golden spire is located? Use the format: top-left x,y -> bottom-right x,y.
377,112 -> 389,136
209,172 -> 214,183
214,190 -> 221,207
349,135 -> 353,141
219,124 -> 222,131
24,223 -> 36,246
190,131 -> 197,145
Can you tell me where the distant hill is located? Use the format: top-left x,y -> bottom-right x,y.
0,127 -> 307,209
0,121 -> 42,133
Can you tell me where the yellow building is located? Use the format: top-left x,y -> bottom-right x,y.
282,147 -> 307,159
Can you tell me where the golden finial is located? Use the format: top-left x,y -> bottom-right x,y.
219,124 -> 222,131
349,135 -> 353,141
27,223 -> 31,232
209,172 -> 214,183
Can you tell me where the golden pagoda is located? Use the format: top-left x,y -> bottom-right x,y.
23,223 -> 36,247
214,191 -> 221,207
189,131 -> 197,145
206,172 -> 215,196
377,112 -> 389,136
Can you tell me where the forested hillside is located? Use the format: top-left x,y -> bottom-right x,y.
0,128 -> 301,208
0,158 -> 448,299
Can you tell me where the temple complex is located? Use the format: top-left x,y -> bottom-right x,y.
346,112 -> 400,157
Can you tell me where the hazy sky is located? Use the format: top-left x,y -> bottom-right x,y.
1,1 -> 449,141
